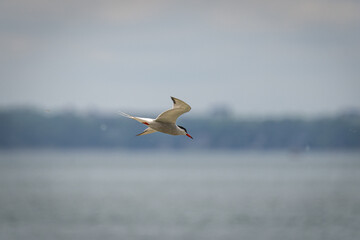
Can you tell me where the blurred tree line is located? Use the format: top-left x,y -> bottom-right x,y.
0,108 -> 359,150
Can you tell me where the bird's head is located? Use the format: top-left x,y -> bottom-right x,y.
177,125 -> 193,139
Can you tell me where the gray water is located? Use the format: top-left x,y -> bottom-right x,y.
0,150 -> 359,240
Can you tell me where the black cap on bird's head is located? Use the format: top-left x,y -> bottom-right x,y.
178,125 -> 193,139
177,125 -> 187,132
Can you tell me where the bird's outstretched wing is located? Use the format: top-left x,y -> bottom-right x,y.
137,127 -> 157,136
155,97 -> 191,123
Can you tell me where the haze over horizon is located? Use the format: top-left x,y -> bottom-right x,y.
1,0 -> 359,117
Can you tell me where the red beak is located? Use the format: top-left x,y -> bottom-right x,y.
186,133 -> 193,139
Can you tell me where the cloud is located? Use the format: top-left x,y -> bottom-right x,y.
0,0 -> 168,30
204,0 -> 360,31
0,0 -> 359,115
1,0 -> 359,29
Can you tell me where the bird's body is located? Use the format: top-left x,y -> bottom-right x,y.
120,97 -> 193,139
148,121 -> 182,135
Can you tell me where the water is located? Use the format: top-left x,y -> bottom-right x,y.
0,150 -> 359,240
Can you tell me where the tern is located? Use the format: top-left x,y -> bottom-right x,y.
120,96 -> 193,139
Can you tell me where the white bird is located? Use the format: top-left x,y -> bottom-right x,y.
120,96 -> 193,139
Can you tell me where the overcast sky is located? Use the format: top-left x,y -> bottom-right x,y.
1,0 -> 359,116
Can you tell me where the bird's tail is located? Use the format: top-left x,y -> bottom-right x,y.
118,111 -> 153,125
118,111 -> 133,119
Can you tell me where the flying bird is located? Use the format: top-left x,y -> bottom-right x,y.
120,97 -> 193,139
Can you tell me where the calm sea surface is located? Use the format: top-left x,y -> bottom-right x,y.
0,150 -> 359,240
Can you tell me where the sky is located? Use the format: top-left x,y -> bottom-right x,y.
1,0 -> 359,117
